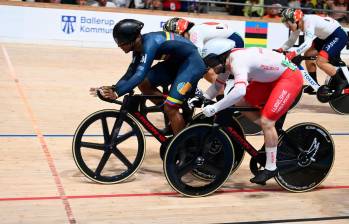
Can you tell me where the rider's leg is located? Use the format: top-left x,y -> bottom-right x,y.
163,105 -> 185,135
235,98 -> 262,126
250,68 -> 303,184
138,79 -> 164,105
316,27 -> 348,95
304,47 -> 318,94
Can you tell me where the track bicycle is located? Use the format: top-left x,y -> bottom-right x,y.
291,55 -> 349,114
72,89 -> 246,184
163,106 -> 335,197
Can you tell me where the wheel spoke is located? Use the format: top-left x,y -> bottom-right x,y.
112,148 -> 133,169
80,141 -> 105,150
177,161 -> 195,178
115,130 -> 136,145
95,151 -> 112,177
101,117 -> 110,143
204,162 -> 222,177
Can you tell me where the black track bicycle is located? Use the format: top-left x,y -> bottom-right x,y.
72,89 -> 246,184
163,106 -> 335,197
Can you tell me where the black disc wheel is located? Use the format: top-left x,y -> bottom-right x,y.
275,123 -> 334,192
190,113 -> 245,178
328,78 -> 349,114
72,109 -> 146,184
164,124 -> 235,197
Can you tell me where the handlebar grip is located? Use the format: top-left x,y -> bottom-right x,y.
96,90 -> 122,105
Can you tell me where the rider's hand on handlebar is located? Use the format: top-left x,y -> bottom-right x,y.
99,86 -> 118,100
273,48 -> 284,53
285,51 -> 297,60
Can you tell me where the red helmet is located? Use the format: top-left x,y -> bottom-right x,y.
281,8 -> 304,24
163,17 -> 193,35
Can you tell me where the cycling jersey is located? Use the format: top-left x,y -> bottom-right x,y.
114,31 -> 206,106
205,48 -> 303,120
188,22 -> 244,56
281,14 -> 342,56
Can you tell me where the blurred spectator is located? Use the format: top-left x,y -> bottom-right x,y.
90,0 -> 117,6
263,3 -> 282,18
315,0 -> 327,16
145,0 -> 162,9
265,0 -> 288,6
162,0 -> 181,11
244,0 -> 264,17
301,0 -> 315,13
226,0 -> 245,16
328,0 -> 348,23
128,0 -> 145,8
113,0 -> 130,7
288,0 -> 301,8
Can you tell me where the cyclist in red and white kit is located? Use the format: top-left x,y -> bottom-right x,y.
163,17 -> 244,83
277,8 -> 348,96
200,38 -> 303,184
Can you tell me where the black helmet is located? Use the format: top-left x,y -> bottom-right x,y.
113,19 -> 144,45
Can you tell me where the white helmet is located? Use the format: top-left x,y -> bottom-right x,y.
202,38 -> 235,67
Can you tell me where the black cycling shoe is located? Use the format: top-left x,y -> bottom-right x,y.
303,86 -> 316,95
250,169 -> 277,185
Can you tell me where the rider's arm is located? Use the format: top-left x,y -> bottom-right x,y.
292,23 -> 316,56
114,56 -> 138,92
114,42 -> 156,97
281,30 -> 301,50
204,72 -> 230,99
209,67 -> 248,112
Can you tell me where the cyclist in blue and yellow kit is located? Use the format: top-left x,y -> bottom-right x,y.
91,19 -> 206,135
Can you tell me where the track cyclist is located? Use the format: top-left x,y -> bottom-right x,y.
277,8 -> 348,96
200,38 -> 304,184
163,17 -> 244,83
90,19 -> 206,135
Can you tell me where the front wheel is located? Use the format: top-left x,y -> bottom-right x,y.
72,109 -> 146,184
163,124 -> 235,197
275,122 -> 335,192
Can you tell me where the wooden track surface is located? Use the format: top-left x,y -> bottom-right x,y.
0,43 -> 348,224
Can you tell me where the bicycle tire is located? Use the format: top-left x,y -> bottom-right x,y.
328,77 -> 349,114
163,124 -> 235,197
190,112 -> 245,174
275,122 -> 334,192
72,109 -> 146,184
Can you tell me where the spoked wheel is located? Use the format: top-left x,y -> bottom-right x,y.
275,122 -> 334,192
190,113 -> 245,179
164,124 -> 235,197
233,112 -> 262,135
72,109 -> 146,184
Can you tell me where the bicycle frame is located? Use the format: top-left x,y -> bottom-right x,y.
110,93 -> 169,145
213,107 -> 287,163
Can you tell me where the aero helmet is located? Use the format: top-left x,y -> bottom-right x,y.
113,19 -> 144,45
163,17 -> 194,35
202,38 -> 236,67
281,8 -> 304,24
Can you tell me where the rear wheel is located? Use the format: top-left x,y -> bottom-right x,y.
328,77 -> 349,114
275,123 -> 334,192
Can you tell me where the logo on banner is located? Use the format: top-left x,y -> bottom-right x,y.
62,15 -> 76,34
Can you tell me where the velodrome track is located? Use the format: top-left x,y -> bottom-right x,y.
0,43 -> 348,223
